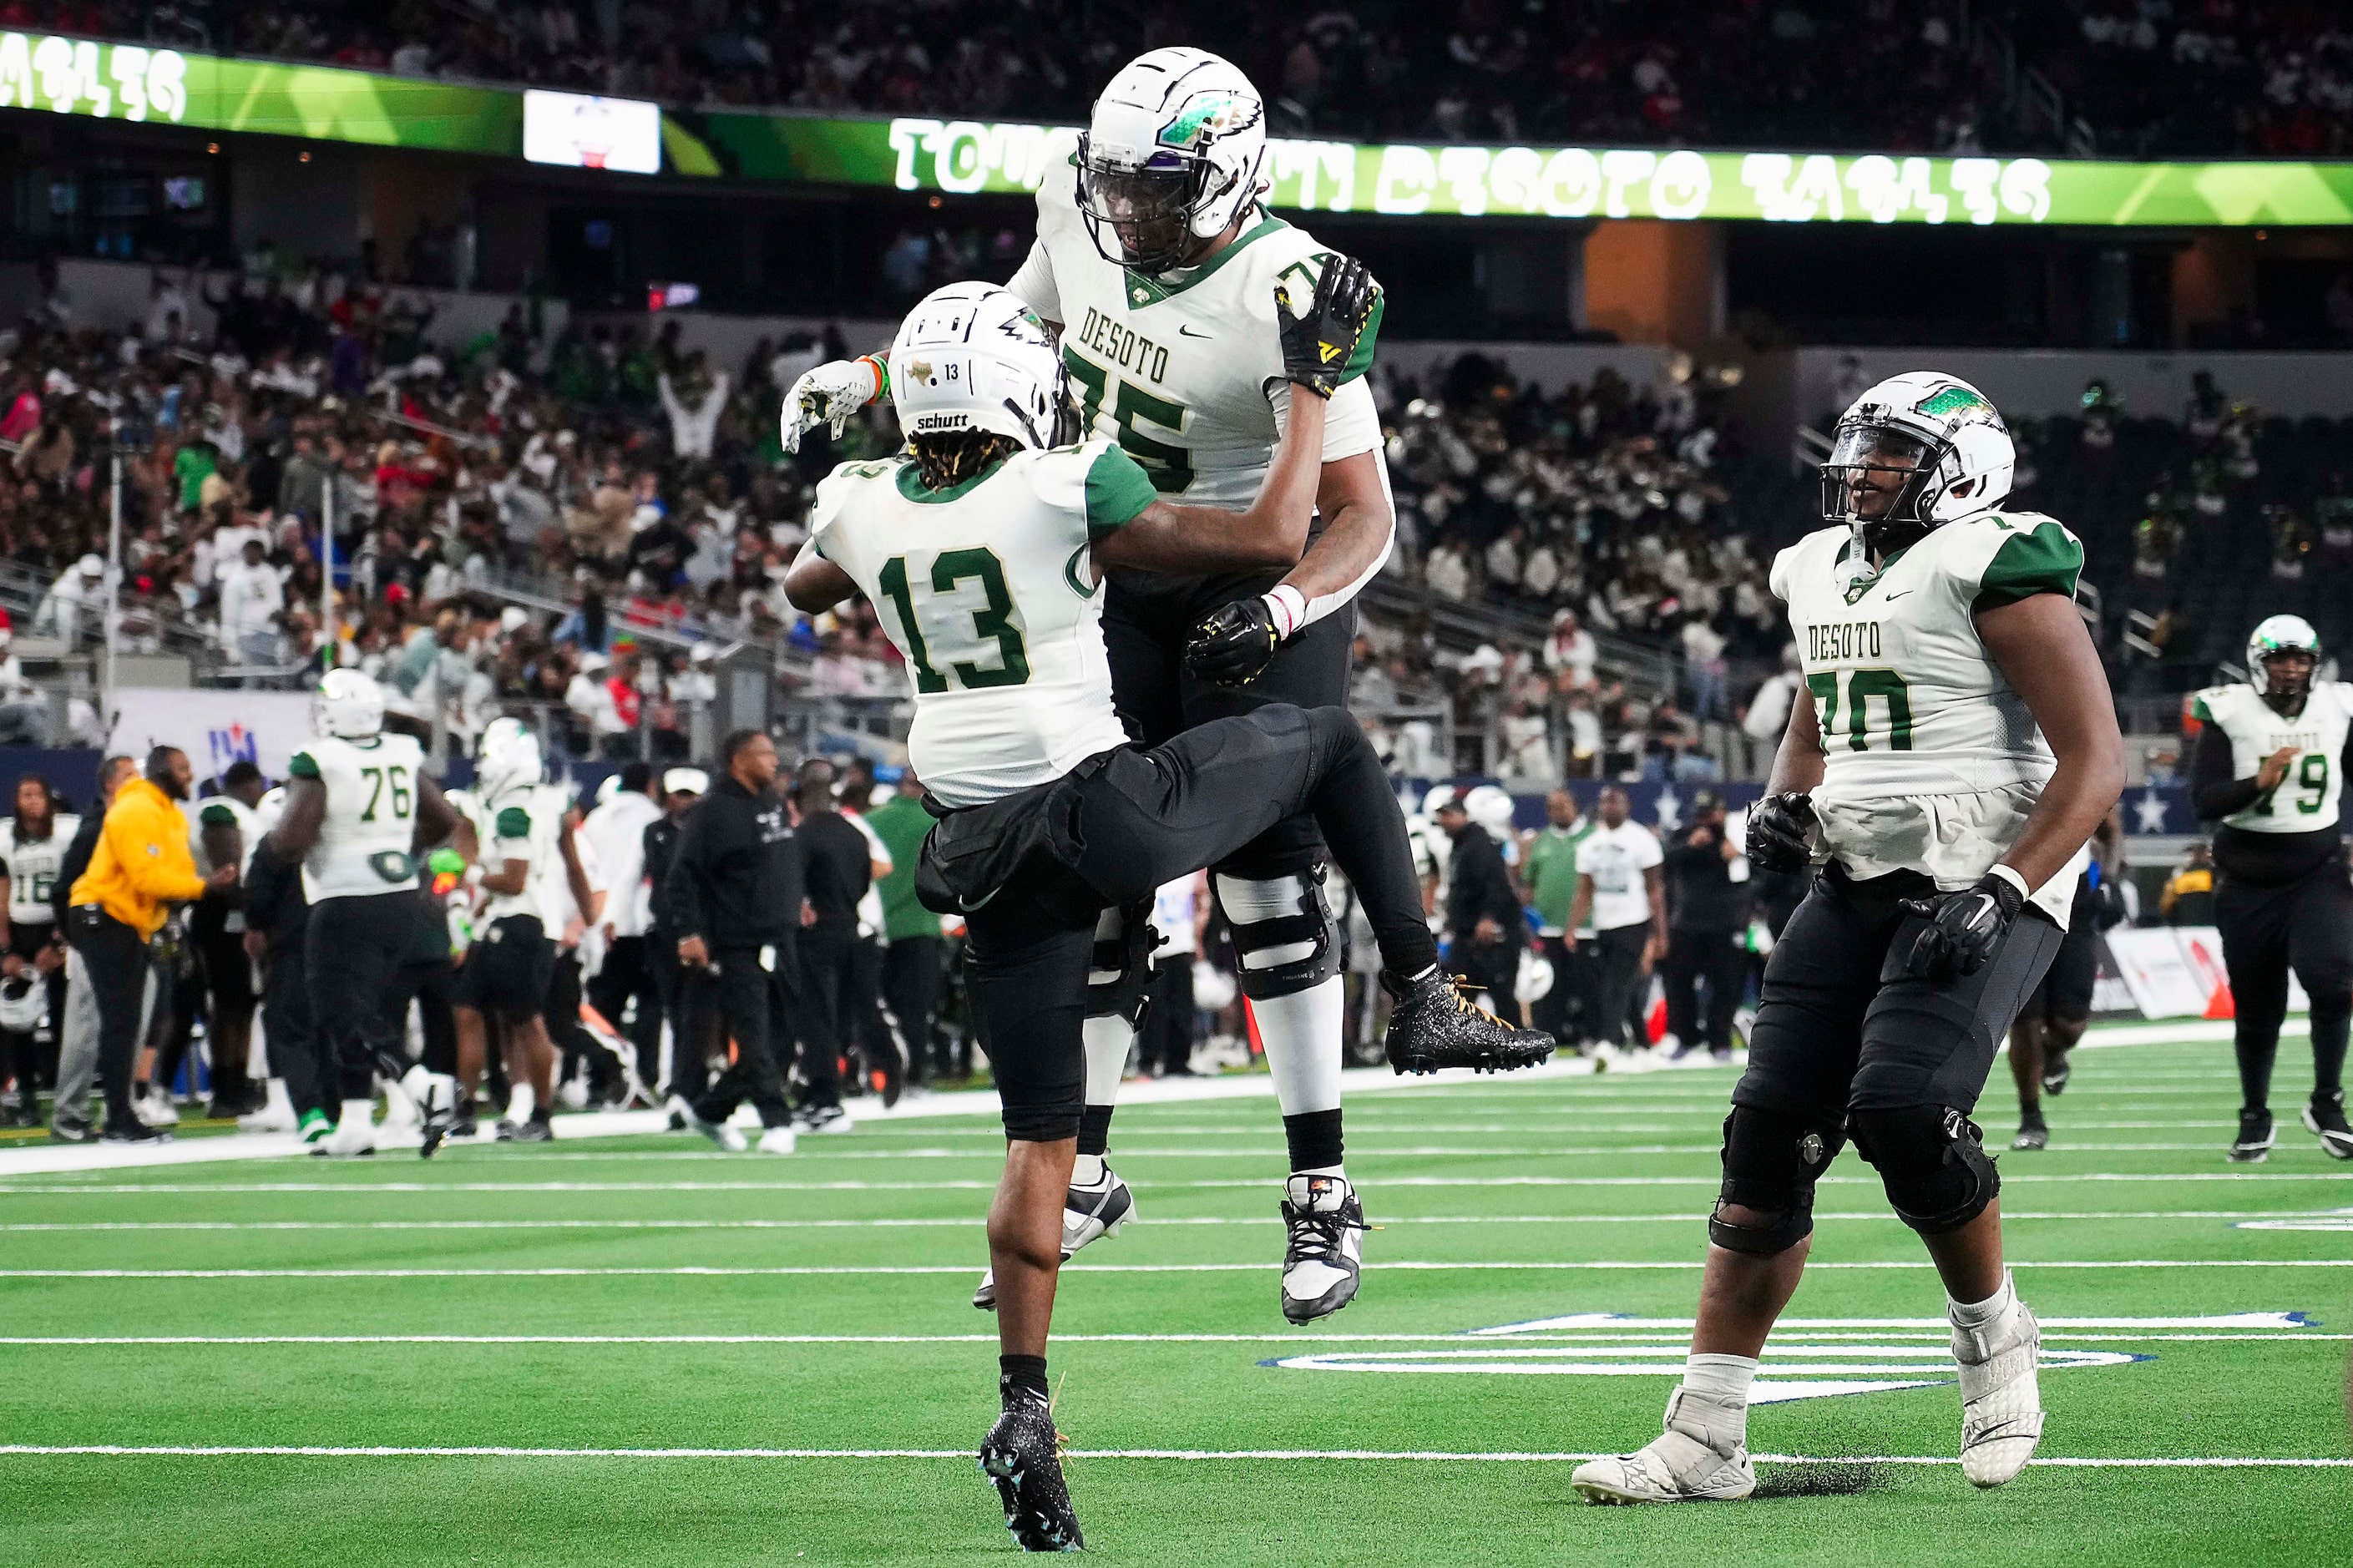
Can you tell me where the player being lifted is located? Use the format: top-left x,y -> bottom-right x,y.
1571,374 -> 2123,1504
785,274 -> 1547,1551
267,670 -> 474,1156
784,48 -> 1455,1326
2189,615 -> 2353,1161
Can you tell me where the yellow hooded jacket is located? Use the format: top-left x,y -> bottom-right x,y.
68,776 -> 209,938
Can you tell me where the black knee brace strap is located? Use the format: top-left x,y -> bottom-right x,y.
1850,1105 -> 2000,1236
1224,867 -> 1341,1001
1708,1106 -> 1845,1257
1084,900 -> 1157,1028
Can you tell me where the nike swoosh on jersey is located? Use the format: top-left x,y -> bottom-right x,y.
1177,324 -> 1212,338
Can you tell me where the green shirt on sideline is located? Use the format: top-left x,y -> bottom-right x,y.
1523,821 -> 1596,937
866,792 -> 944,943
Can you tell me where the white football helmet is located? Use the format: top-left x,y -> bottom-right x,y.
0,974 -> 45,1034
1078,47 -> 1268,274
2247,614 -> 2321,700
475,716 -> 544,800
312,669 -> 385,740
1821,372 -> 2016,539
891,283 -> 1065,452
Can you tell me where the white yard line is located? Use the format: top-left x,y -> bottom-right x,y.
6,1208 -> 2339,1232
4,1259 -> 2348,1278
0,1330 -> 2340,1347
0,1444 -> 2340,1469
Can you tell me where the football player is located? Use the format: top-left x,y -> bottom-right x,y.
0,776 -> 76,1127
1571,374 -> 2123,1503
2188,615 -> 2353,1161
784,275 -> 1548,1552
267,670 -> 473,1156
786,49 -> 1487,1325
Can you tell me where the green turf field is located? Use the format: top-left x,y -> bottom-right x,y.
1,1027 -> 2348,1565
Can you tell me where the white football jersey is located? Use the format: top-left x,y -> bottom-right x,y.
475,781 -> 569,928
810,438 -> 1152,809
1009,129 -> 1385,510
1771,511 -> 2091,926
3,815 -> 79,925
291,732 -> 428,903
2190,680 -> 2353,834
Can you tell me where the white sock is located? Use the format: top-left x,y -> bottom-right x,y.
1949,1270 -> 2016,1328
1252,978 -> 1345,1119
506,1084 -> 537,1124
1072,1154 -> 1107,1186
338,1098 -> 376,1130
1294,1162 -> 1346,1182
1080,1015 -> 1134,1105
1680,1353 -> 1758,1421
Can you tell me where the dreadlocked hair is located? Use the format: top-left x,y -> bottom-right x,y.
910,430 -> 1022,490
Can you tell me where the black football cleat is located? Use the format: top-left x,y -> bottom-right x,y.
2041,1048 -> 2072,1097
979,1396 -> 1084,1552
2303,1089 -> 2353,1161
2011,1107 -> 2049,1151
1379,969 -> 1555,1075
2229,1107 -> 2276,1164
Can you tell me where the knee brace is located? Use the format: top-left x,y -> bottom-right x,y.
1850,1105 -> 2000,1235
1708,1106 -> 1846,1257
1214,867 -> 1341,1001
1084,901 -> 1156,1027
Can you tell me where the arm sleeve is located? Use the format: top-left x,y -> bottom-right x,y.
1082,443 -> 1158,538
2190,721 -> 2261,821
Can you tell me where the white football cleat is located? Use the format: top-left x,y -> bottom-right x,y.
755,1125 -> 798,1155
238,1079 -> 299,1134
134,1085 -> 180,1127
1571,1388 -> 1757,1505
1953,1287 -> 2044,1487
1279,1174 -> 1366,1324
669,1094 -> 746,1152
311,1101 -> 378,1159
973,1163 -> 1136,1311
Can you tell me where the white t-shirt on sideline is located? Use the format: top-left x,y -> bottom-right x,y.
1576,820 -> 1663,933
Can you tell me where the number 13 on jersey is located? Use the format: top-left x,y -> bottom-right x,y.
876,549 -> 1033,694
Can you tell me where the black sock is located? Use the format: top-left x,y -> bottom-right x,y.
2310,1000 -> 2350,1100
999,1353 -> 1050,1407
1077,1104 -> 1113,1159
1283,1107 -> 1344,1171
2236,1032 -> 2280,1113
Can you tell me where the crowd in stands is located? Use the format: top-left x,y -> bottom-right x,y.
2027,2 -> 2353,157
13,0 -> 2303,157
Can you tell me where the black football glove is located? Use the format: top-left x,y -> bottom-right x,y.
1186,596 -> 1282,687
1743,792 -> 1816,875
1895,873 -> 2026,984
1276,252 -> 1378,401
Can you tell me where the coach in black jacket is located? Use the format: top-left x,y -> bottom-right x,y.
665,731 -> 807,1137
1435,797 -> 1528,1025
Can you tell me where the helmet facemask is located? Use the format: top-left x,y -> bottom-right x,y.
1076,139 -> 1230,274
2258,648 -> 2318,706
1821,425 -> 1944,556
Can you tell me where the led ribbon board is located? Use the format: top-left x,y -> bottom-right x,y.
687,114 -> 2353,227
0,32 -> 524,154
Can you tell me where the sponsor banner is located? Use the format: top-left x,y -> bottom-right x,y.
104,690 -> 315,786
2104,924 -> 2305,1019
681,112 -> 2353,228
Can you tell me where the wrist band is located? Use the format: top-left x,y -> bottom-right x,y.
856,354 -> 889,404
1986,864 -> 2032,903
1263,584 -> 1308,640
